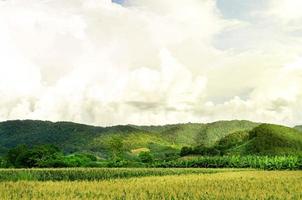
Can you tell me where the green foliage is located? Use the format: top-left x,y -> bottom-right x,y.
35,153 -> 100,168
107,136 -> 124,159
106,158 -> 130,168
179,124 -> 302,157
138,151 -> 153,163
136,121 -> 258,147
193,145 -> 221,156
154,156 -> 302,170
196,120 -> 259,146
0,158 -> 5,168
6,144 -> 62,168
216,130 -> 249,151
179,145 -> 220,157
246,124 -> 302,156
0,120 -> 258,159
6,144 -> 28,167
0,168 -> 232,182
0,120 -> 106,155
60,154 -> 94,167
148,143 -> 180,161
0,120 -> 302,165
180,146 -> 193,156
4,144 -> 100,168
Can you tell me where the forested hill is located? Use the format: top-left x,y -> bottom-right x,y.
0,119 -> 301,158
0,120 -> 257,156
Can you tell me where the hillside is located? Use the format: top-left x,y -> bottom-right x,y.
134,120 -> 259,147
0,120 -> 104,155
0,120 -> 258,158
246,124 -> 302,156
222,124 -> 302,156
1,120 -> 301,159
294,125 -> 302,132
0,120 -> 161,157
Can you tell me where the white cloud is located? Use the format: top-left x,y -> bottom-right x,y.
267,0 -> 302,22
0,0 -> 302,126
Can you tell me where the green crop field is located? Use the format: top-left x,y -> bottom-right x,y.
0,168 -> 240,181
0,168 -> 301,200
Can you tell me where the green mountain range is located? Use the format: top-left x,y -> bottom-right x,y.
0,120 -> 301,158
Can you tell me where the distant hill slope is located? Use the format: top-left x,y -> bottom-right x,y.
225,124 -> 302,156
197,120 -> 259,146
134,120 -> 259,147
0,120 -> 258,157
0,120 -> 106,155
2,120 -> 301,157
294,125 -> 302,132
247,124 -> 302,156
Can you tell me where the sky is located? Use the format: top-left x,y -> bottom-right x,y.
0,0 -> 302,126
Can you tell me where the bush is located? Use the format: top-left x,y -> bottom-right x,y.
180,147 -> 193,156
0,157 -> 6,168
6,144 -> 62,168
192,145 -> 221,156
107,158 -> 129,168
4,144 -> 100,168
138,152 -> 153,163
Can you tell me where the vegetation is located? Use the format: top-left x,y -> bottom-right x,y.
0,120 -> 302,169
0,171 -> 301,199
294,125 -> 302,132
1,144 -> 301,169
179,124 -> 302,157
6,144 -> 61,168
0,168 -> 235,181
246,124 -> 302,156
2,144 -> 98,168
0,120 -> 258,159
138,151 -> 153,163
154,155 -> 302,170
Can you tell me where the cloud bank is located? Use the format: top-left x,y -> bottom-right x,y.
0,0 -> 302,126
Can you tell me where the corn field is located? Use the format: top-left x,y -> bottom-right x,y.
154,156 -> 302,170
0,171 -> 301,200
0,168 -> 239,181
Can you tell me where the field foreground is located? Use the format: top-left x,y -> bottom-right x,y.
0,170 -> 301,200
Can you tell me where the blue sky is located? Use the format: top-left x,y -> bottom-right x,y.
216,0 -> 267,20
112,0 -> 125,4
112,0 -> 267,21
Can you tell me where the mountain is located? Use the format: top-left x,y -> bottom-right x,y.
134,120 -> 259,147
0,120 -> 258,158
1,119 -> 301,158
223,124 -> 302,156
0,120 -> 104,155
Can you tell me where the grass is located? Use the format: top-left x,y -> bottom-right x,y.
0,171 -> 301,199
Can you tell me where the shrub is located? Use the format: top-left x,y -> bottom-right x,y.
138,152 -> 153,163
6,144 -> 62,168
180,146 -> 193,156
